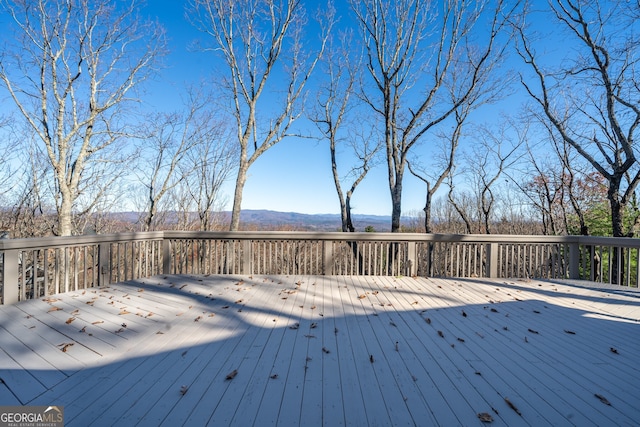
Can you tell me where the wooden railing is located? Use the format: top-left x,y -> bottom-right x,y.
1,231 -> 639,305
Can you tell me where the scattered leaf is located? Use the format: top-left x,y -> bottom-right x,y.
290,323 -> 299,330
182,350 -> 188,357
180,385 -> 188,395
59,343 -> 74,352
65,317 -> 75,324
304,334 -> 316,338
235,299 -> 243,304
595,393 -> 611,406
610,347 -> 619,354
358,294 -> 366,299
334,327 -> 338,335
322,347 -> 330,354
79,326 -> 86,333
425,318 -> 431,324
194,316 -> 202,322
564,330 -> 576,335
369,355 -> 374,363
437,330 -> 444,338
504,397 -> 522,416
270,374 -> 278,379
533,310 -> 540,314
92,320 -> 104,325
121,323 -> 127,328
462,311 -> 467,317
221,306 -> 230,309
48,306 -> 62,312
457,337 -> 465,343
310,322 -> 317,329
389,321 -> 397,327
156,331 -> 164,334
225,369 -> 238,380
528,328 -> 539,334
115,328 -> 125,333
478,412 -> 493,423
490,308 -> 498,313
118,309 -> 130,315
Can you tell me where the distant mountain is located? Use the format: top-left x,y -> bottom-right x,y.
234,210 -> 394,231
104,210 -> 401,231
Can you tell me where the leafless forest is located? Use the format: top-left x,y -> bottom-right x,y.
0,0 -> 638,238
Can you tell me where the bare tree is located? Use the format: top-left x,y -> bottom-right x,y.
0,0 -> 165,235
515,0 -> 640,238
184,117 -> 237,231
191,0 -> 333,231
134,93 -> 220,231
350,0 -> 519,232
311,31 -> 381,232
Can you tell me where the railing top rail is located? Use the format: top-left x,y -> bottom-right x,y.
0,231 -> 165,251
163,231 -> 640,247
1,230 -> 639,251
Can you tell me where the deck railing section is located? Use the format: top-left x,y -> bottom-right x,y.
2,231 -> 639,305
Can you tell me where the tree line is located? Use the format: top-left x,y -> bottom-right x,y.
0,0 -> 638,238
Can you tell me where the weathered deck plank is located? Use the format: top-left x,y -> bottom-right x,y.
0,275 -> 638,426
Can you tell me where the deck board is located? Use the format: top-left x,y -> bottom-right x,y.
1,275 -> 639,426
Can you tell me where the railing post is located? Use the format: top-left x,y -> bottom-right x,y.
2,250 -> 19,304
569,242 -> 580,280
322,241 -> 333,275
486,243 -> 498,278
407,241 -> 417,277
98,243 -> 111,286
162,239 -> 172,275
242,240 -> 252,275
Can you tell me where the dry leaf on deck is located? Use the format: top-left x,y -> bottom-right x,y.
322,347 -> 330,354
290,323 -> 299,330
437,330 -> 444,338
610,347 -> 619,354
477,412 -> 493,423
48,306 -> 62,312
270,374 -> 278,379
528,328 -> 539,334
358,294 -> 366,299
59,343 -> 74,352
119,309 -> 130,315
504,398 -> 522,416
180,385 -> 188,395
226,369 -> 238,380
564,330 -> 576,334
65,318 -> 75,324
310,322 -> 317,329
425,317 -> 431,324
594,393 -> 611,406
369,355 -> 374,363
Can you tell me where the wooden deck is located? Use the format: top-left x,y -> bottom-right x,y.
1,275 -> 639,426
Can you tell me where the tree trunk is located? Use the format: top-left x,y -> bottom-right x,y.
390,177 -> 403,233
58,193 -> 73,236
230,160 -> 249,231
